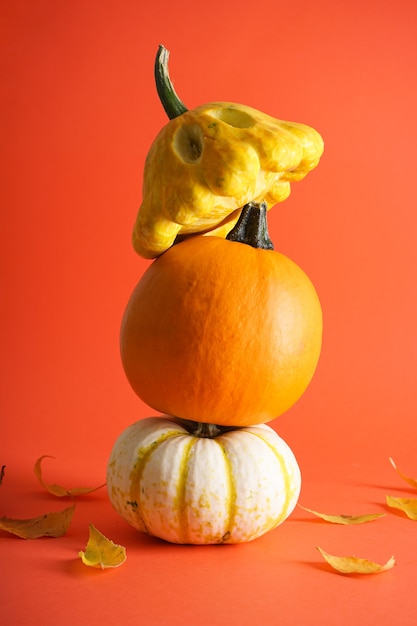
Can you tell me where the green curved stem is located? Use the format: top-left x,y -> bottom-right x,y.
155,45 -> 188,119
226,202 -> 274,250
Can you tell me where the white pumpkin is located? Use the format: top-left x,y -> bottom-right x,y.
106,417 -> 301,545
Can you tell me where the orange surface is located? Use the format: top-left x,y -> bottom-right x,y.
1,0 -> 417,624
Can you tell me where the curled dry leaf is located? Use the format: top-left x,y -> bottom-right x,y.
79,524 -> 127,569
0,504 -> 75,539
299,505 -> 385,525
317,547 -> 395,575
34,455 -> 105,497
386,495 -> 417,520
389,458 -> 417,490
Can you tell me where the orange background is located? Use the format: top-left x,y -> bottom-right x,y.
1,0 -> 417,624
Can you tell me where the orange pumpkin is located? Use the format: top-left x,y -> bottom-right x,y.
120,203 -> 322,427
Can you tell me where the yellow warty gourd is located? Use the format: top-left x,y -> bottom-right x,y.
132,46 -> 324,258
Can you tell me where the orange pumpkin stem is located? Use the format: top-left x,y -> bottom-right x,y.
226,202 -> 274,250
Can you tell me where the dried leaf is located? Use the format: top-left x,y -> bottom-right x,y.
0,465 -> 5,485
317,547 -> 395,574
386,495 -> 417,520
299,505 -> 385,525
389,457 -> 417,490
0,504 -> 75,539
34,455 -> 105,497
79,524 -> 126,569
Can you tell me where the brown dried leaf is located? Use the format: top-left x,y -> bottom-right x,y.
34,455 -> 105,497
299,505 -> 385,525
386,495 -> 417,520
0,465 -> 5,485
317,547 -> 395,574
0,504 -> 75,539
389,457 -> 417,490
79,524 -> 126,569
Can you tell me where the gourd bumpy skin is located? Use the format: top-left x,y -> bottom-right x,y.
133,102 -> 324,258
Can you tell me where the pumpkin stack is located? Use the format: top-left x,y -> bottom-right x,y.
107,46 -> 324,545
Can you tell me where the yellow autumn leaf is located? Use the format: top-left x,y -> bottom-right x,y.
34,455 -> 105,497
79,524 -> 127,569
0,504 -> 75,539
299,505 -> 385,525
386,495 -> 417,520
317,547 -> 395,575
389,457 -> 417,490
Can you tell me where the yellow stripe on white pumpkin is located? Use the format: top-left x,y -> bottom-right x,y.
107,417 -> 301,545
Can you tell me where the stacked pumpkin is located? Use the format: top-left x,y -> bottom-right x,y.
107,46 -> 324,544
